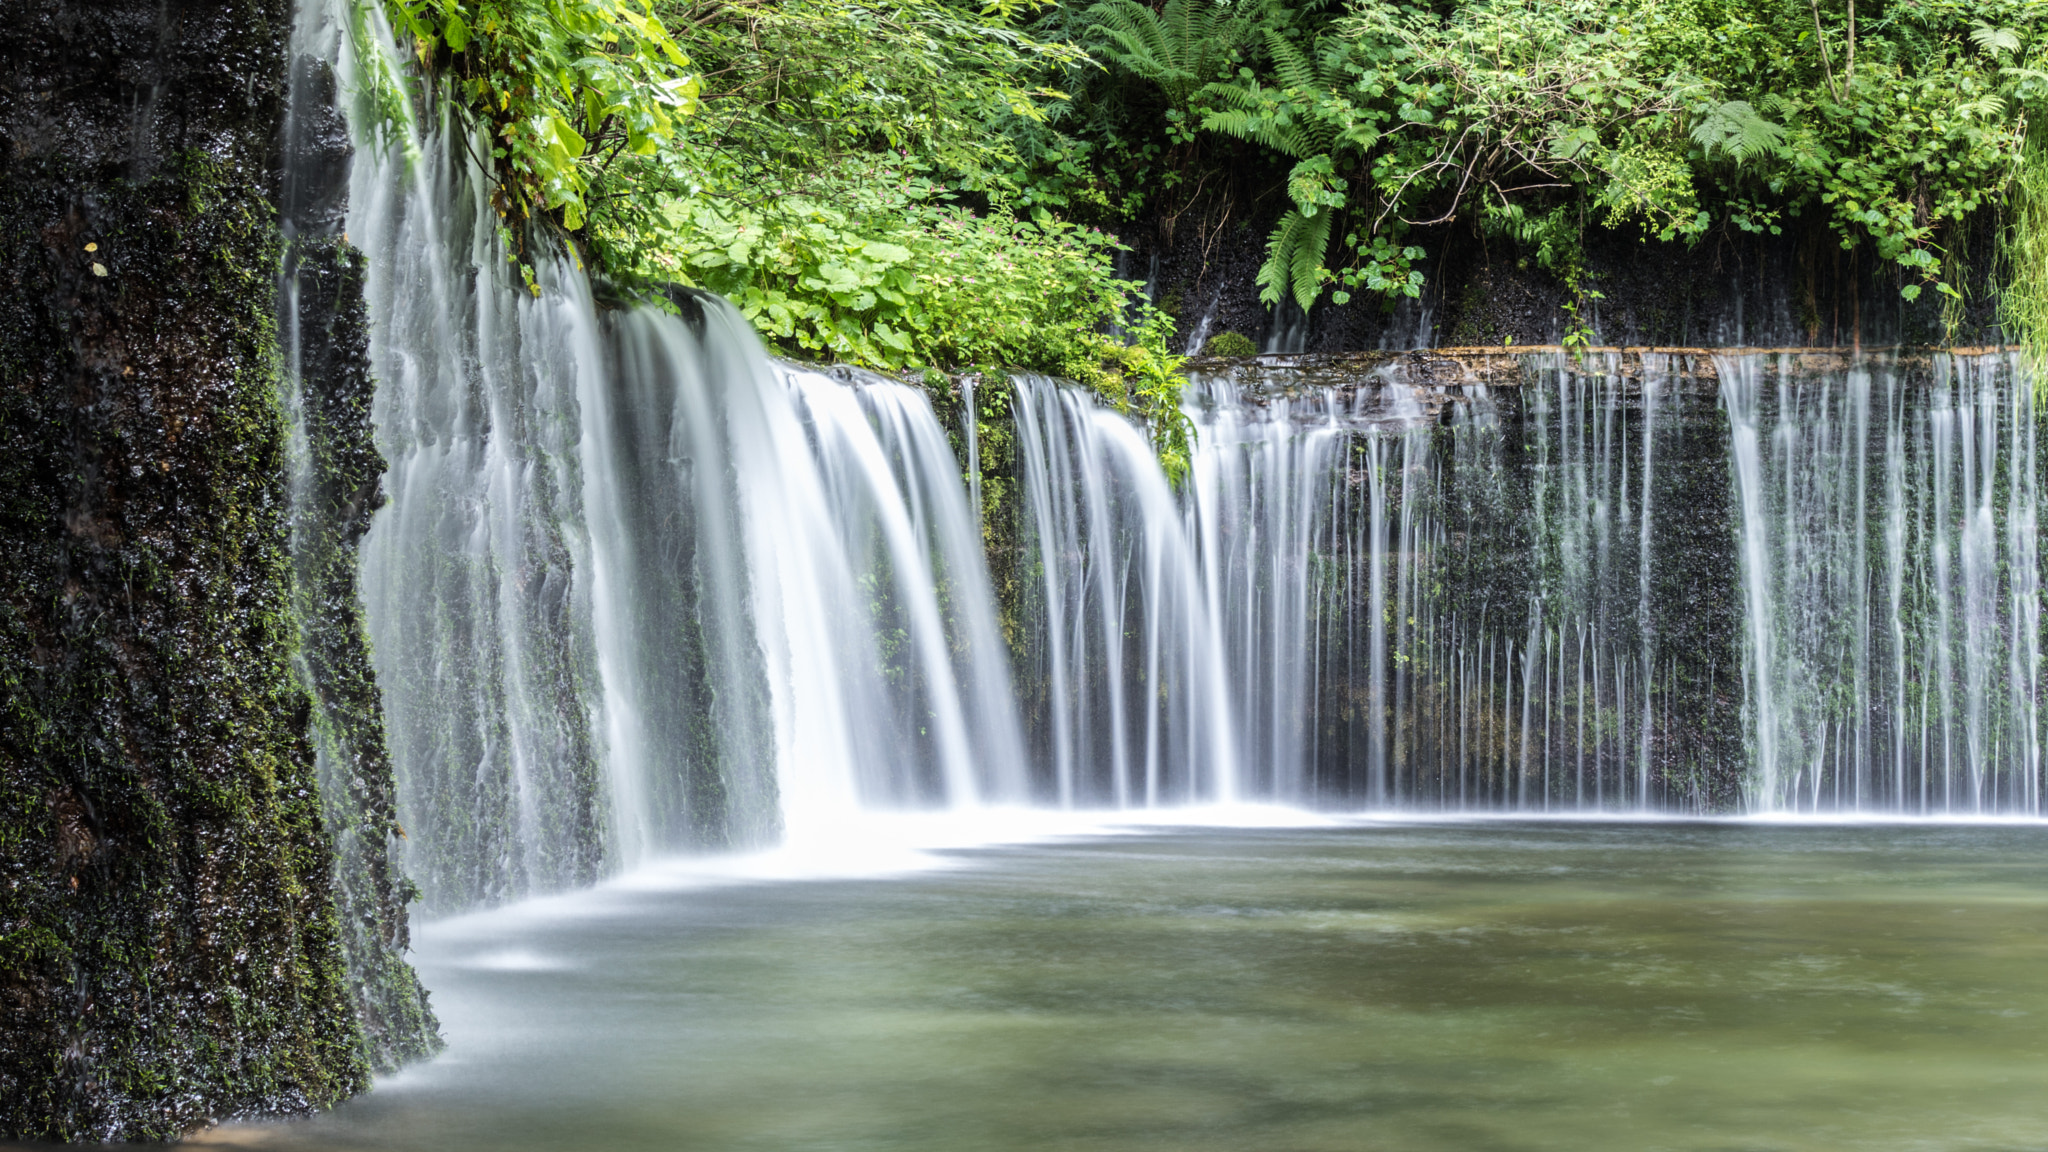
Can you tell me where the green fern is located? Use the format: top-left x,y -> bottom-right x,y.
1084,0 -> 1248,109
1971,21 -> 2024,60
1255,207 -> 1333,311
1203,32 -> 1356,311
1196,32 -> 1347,158
1690,100 -> 1788,164
1266,27 -> 1320,93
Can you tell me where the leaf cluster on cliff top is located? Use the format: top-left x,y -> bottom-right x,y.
1059,0 -> 2048,332
372,0 -> 1193,465
381,0 -> 2048,384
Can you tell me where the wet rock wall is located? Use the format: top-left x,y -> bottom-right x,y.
1129,198 -> 2004,355
0,0 -> 431,1136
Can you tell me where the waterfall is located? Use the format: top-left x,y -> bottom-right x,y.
1155,349 -> 2037,815
302,0 -> 2045,924
1186,374 -> 1349,801
1010,375 -> 1239,806
593,315 -> 1028,846
1166,353 -> 1724,810
338,63 -> 612,906
308,0 -> 1026,910
1516,351 -> 1692,811
1721,351 -> 2043,813
1180,368 -> 1440,803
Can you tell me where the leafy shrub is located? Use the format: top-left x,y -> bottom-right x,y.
624,165 -> 1190,474
1078,0 -> 2048,321
373,0 -> 699,231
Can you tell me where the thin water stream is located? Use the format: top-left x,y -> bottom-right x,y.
196,820 -> 2048,1152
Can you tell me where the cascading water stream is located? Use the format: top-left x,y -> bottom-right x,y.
1721,351 -> 2043,812
306,0 -> 1028,911
1185,375 -> 1349,801
303,0 -> 2044,927
1010,375 -> 1240,807
1170,353 -> 1716,811
1156,349 -> 2038,815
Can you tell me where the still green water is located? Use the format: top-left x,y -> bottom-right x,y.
215,821 -> 2048,1152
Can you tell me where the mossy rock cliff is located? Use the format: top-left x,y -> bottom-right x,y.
0,0 -> 424,1137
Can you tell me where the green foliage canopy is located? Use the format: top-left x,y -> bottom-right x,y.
368,0 -> 1194,470
1077,0 -> 2048,322
377,0 -> 700,230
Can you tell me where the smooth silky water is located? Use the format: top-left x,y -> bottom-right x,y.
186,819 -> 2048,1152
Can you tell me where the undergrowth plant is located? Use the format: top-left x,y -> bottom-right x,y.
370,0 -> 1192,469
376,0 -> 699,231
1075,0 -> 2048,322
634,168 -> 1191,474
2001,133 -> 2048,404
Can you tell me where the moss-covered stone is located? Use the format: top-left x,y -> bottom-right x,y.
283,236 -> 442,1074
280,49 -> 440,1075
1200,332 -> 1257,358
0,0 -> 384,1136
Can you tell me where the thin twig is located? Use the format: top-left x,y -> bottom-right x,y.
1810,0 -> 1840,99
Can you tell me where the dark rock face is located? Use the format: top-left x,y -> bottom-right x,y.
0,0 -> 403,1137
1380,362 -> 1747,809
1131,194 -> 2004,353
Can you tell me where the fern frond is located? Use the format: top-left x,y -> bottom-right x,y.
1200,80 -> 1265,113
1959,93 -> 2007,121
1086,1 -> 1172,74
1266,29 -> 1318,92
1082,0 -> 1159,47
1971,21 -> 2023,58
1087,0 -> 1247,106
1314,36 -> 1352,85
1691,99 -> 1787,164
1255,208 -> 1334,311
1199,96 -> 1305,155
1164,0 -> 1219,66
1254,210 -> 1304,306
1200,105 -> 1262,140
1288,208 -> 1334,312
1295,119 -> 1338,156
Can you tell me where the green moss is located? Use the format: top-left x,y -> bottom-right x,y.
1201,331 -> 1258,357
